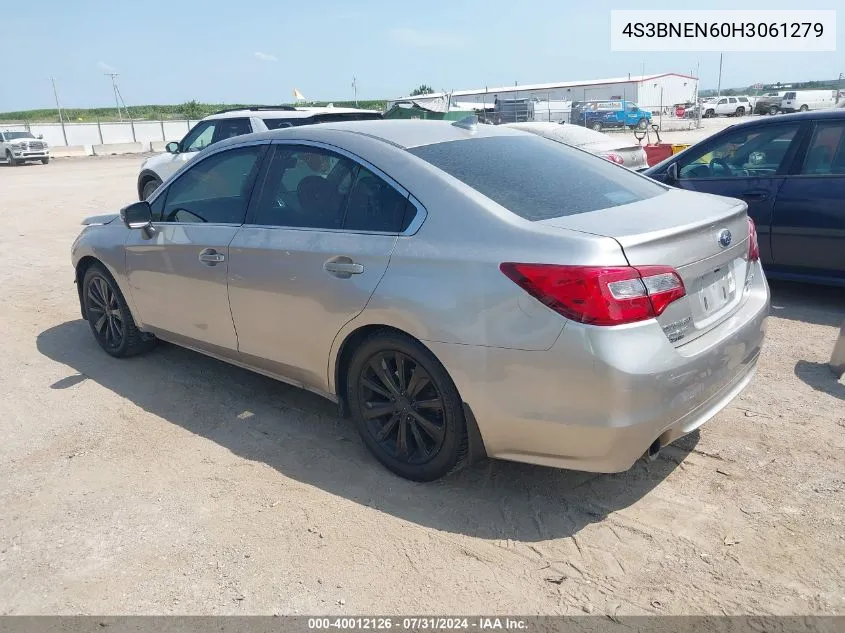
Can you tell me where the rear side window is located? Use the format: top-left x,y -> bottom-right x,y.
263,118 -> 295,130
408,135 -> 663,221
251,145 -> 414,232
801,122 -> 845,175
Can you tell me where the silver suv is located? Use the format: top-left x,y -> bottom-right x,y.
137,106 -> 382,200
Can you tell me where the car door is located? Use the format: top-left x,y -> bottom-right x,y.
654,121 -> 806,266
227,142 -> 420,393
125,143 -> 268,352
770,119 -> 845,279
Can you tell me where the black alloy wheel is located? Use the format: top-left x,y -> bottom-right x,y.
86,274 -> 125,352
347,332 -> 467,481
82,264 -> 155,357
359,350 -> 446,465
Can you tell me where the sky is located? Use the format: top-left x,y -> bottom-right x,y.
1,0 -> 841,111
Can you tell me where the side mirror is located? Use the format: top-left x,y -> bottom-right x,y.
120,201 -> 153,230
165,141 -> 180,154
666,162 -> 679,182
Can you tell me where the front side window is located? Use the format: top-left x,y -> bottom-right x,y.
718,99 -> 727,105
181,121 -> 216,152
800,122 -> 845,175
409,135 -> 663,221
252,145 -> 413,232
158,145 -> 264,224
678,124 -> 800,179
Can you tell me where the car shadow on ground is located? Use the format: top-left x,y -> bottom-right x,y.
37,320 -> 696,542
768,280 -> 845,328
794,361 -> 845,401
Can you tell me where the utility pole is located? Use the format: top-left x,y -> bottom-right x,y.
105,72 -> 123,121
50,76 -> 68,145
696,61 -> 702,129
351,76 -> 358,107
716,53 -> 723,97
837,73 -> 844,105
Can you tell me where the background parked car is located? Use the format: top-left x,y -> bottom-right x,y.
569,100 -> 651,131
781,90 -> 838,113
703,96 -> 751,118
136,105 -> 383,200
645,109 -> 845,287
504,121 -> 648,170
754,91 -> 785,115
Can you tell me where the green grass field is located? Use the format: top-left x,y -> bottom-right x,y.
0,100 -> 387,124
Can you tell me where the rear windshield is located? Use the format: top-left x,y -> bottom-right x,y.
408,135 -> 663,221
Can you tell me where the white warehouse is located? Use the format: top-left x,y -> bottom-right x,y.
389,73 -> 698,114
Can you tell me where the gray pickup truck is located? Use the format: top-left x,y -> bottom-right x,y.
753,92 -> 784,116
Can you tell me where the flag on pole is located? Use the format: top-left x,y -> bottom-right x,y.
293,88 -> 306,101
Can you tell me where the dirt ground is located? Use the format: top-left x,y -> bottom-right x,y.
0,156 -> 843,616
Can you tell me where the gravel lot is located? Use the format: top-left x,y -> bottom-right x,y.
0,156 -> 843,616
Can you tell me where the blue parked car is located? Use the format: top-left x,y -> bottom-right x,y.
570,100 -> 652,132
645,109 -> 845,287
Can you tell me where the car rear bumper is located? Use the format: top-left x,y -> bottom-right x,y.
427,261 -> 770,472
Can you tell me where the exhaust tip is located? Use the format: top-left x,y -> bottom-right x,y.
646,439 -> 661,461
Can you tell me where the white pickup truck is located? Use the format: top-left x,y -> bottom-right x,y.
1,130 -> 50,165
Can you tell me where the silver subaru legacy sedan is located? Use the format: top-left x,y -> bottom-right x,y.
71,119 -> 770,481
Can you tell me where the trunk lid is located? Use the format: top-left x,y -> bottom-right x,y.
539,188 -> 751,345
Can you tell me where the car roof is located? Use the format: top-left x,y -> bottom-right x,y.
717,108 -> 845,129
213,118 -> 528,150
205,107 -> 381,121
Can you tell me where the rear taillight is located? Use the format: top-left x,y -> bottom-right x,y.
603,152 -> 624,165
500,263 -> 686,326
747,217 -> 760,261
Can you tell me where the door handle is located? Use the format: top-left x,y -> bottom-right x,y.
740,190 -> 769,202
198,248 -> 226,265
324,257 -> 364,278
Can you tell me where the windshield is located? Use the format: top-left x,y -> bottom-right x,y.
3,131 -> 36,140
408,135 -> 664,221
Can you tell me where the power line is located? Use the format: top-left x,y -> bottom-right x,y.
104,73 -> 125,121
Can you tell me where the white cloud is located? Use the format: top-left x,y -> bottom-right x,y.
387,27 -> 466,49
97,61 -> 115,72
254,51 -> 278,62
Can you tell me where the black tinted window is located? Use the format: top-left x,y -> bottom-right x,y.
252,146 -> 355,229
159,146 -> 264,224
211,118 -> 252,144
343,167 -> 412,232
252,145 -> 411,232
408,135 -> 663,221
263,118 -> 296,130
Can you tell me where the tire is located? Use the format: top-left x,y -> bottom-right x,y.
6,151 -> 17,166
82,263 -> 156,358
736,107 -> 745,116
636,118 -> 648,130
769,105 -> 779,115
346,331 -> 467,482
41,157 -> 49,165
590,122 -> 602,132
799,105 -> 809,112
141,177 -> 162,201
705,109 -> 715,118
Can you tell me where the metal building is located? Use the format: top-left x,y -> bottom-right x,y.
388,73 -> 698,121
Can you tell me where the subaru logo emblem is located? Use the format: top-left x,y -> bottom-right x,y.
718,229 -> 732,248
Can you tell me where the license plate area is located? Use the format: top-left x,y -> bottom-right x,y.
699,266 -> 735,314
